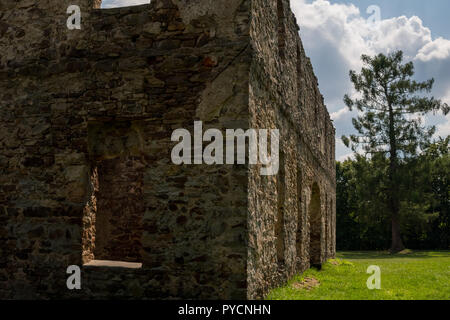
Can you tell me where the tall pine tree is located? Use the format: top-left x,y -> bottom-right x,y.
342,51 -> 449,252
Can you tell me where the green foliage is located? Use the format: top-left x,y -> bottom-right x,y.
341,50 -> 449,251
336,157 -> 391,250
399,137 -> 450,248
342,51 -> 449,157
267,251 -> 450,300
336,138 -> 449,250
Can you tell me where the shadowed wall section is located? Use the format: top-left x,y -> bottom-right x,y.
94,155 -> 145,262
247,0 -> 335,299
0,0 -> 335,299
83,121 -> 145,263
309,183 -> 322,267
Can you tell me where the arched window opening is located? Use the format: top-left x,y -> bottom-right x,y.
277,0 -> 286,60
82,120 -> 144,268
296,164 -> 303,263
275,150 -> 286,265
309,182 -> 322,269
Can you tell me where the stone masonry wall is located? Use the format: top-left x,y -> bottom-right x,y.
0,0 -> 335,300
247,0 -> 336,299
1,0 -> 251,299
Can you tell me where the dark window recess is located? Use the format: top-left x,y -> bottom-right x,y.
276,150 -> 286,265
82,120 -> 145,266
296,165 -> 303,260
297,44 -> 303,110
277,0 -> 286,60
309,183 -> 321,268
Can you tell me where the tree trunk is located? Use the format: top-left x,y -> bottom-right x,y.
388,158 -> 405,252
386,88 -> 405,253
390,210 -> 405,253
388,148 -> 405,253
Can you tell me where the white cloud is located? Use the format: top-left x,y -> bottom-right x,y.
416,38 -> 450,61
290,0 -> 450,159
291,1 -> 437,71
336,140 -> 355,162
442,89 -> 450,105
436,115 -> 450,138
337,153 -> 354,162
330,107 -> 349,121
434,89 -> 450,138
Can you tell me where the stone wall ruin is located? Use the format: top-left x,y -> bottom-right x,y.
0,0 -> 335,299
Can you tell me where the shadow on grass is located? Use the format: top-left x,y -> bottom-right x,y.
337,250 -> 450,260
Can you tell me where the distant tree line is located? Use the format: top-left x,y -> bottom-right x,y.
336,137 -> 449,250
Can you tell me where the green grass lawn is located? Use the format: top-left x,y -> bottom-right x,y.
267,251 -> 450,300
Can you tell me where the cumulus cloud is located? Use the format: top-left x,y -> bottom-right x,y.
330,107 -> 349,121
290,0 -> 450,159
436,115 -> 450,138
416,38 -> 450,61
336,140 -> 355,162
435,89 -> 450,138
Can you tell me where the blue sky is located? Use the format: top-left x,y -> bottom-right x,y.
330,0 -> 450,39
292,0 -> 450,160
101,0 -> 450,160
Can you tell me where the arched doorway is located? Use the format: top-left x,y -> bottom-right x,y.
309,182 -> 322,268
275,150 -> 285,265
296,164 -> 303,265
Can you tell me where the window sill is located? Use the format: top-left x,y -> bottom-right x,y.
83,260 -> 142,269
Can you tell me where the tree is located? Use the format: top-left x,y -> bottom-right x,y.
336,156 -> 391,250
413,137 -> 450,248
342,51 -> 449,252
336,161 -> 360,249
335,139 -> 449,251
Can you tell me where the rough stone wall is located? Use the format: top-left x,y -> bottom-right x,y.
0,0 -> 98,299
247,0 -> 336,299
1,0 -> 251,299
0,0 -> 335,300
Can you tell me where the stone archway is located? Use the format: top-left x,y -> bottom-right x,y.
309,182 -> 322,268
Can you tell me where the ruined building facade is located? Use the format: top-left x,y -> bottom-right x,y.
0,0 -> 336,299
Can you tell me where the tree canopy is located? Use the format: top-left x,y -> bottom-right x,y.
341,51 -> 449,252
